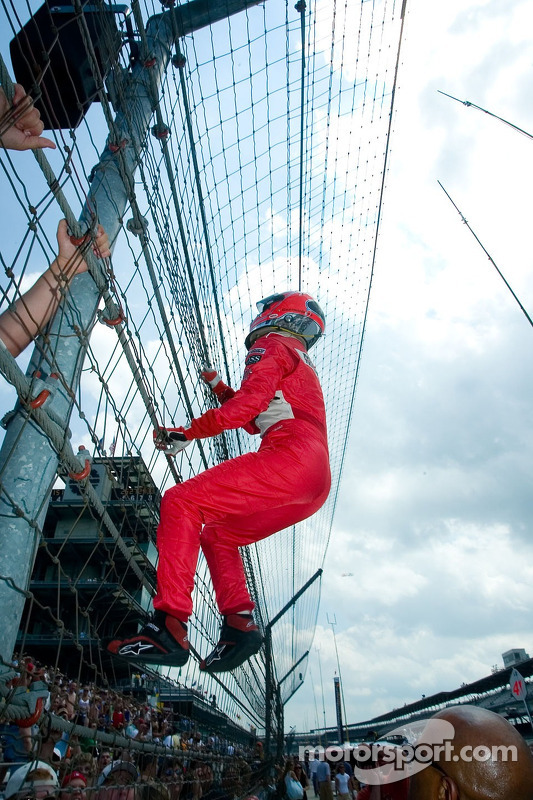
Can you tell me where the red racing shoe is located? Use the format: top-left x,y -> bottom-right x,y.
200,614 -> 263,673
107,611 -> 189,666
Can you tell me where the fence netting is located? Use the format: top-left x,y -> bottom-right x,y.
0,0 -> 407,783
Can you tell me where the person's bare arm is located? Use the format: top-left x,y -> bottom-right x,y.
0,84 -> 55,151
0,219 -> 110,357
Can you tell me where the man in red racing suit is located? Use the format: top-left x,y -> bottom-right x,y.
108,291 -> 330,672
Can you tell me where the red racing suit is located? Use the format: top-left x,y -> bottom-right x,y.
153,332 -> 331,621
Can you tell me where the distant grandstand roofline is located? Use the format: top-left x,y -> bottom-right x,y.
295,657 -> 533,744
365,657 -> 533,726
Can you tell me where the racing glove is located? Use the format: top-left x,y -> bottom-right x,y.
153,427 -> 191,456
200,368 -> 234,403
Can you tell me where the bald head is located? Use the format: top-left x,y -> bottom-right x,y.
408,705 -> 533,800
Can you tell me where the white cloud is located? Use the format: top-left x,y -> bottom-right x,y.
284,0 -> 533,731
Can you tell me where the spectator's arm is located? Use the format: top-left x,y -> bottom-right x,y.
0,219 -> 110,357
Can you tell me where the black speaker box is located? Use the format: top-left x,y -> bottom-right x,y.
10,3 -> 121,130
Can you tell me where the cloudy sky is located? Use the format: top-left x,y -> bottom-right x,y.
1,0 -> 532,735
284,0 -> 533,733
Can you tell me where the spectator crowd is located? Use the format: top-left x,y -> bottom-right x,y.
0,655 -> 267,800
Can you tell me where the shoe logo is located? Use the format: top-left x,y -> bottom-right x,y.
119,641 -> 154,656
206,644 -> 226,666
146,622 -> 161,633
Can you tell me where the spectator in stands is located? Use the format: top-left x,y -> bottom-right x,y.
124,717 -> 138,740
0,84 -> 55,151
180,764 -> 201,800
138,753 -> 157,783
77,688 -> 91,726
138,783 -> 171,800
69,753 -> 97,785
88,697 -> 101,728
151,719 -> 163,743
334,765 -> 350,800
308,753 -> 319,797
407,705 -> 533,800
96,760 -> 138,800
136,719 -> 153,742
159,759 -> 183,800
280,761 -> 301,800
0,725 -> 31,784
316,758 -> 333,800
112,703 -> 125,733
0,219 -> 110,358
219,762 -> 247,800
60,771 -> 88,800
65,683 -> 78,721
162,727 -> 180,750
37,719 -> 68,766
4,760 -> 59,800
293,763 -> 308,800
347,773 -> 360,799
96,749 -> 113,775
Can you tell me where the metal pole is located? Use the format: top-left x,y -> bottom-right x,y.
309,668 -> 322,743
279,650 -> 309,687
0,0 -> 267,663
264,569 -> 322,757
264,626 -> 274,758
317,647 -> 327,745
276,685 -> 284,761
269,569 -> 323,630
328,614 -> 350,743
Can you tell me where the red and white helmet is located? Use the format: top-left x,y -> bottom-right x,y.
245,291 -> 325,350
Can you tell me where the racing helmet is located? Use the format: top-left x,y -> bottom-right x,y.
245,291 -> 325,350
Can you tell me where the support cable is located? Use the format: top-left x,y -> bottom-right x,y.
175,61 -> 235,416
438,90 -> 533,140
438,181 -> 533,330
296,0 -> 306,291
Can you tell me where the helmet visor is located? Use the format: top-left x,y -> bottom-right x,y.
276,312 -> 322,340
256,293 -> 286,313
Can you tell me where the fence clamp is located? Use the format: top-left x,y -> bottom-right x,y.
69,445 -> 92,481
29,370 -> 59,409
98,302 -> 125,327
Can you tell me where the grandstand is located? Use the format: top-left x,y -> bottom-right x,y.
292,650 -> 533,749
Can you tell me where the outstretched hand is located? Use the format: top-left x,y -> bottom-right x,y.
201,367 -> 233,403
53,219 -> 111,280
0,219 -> 110,358
0,84 -> 56,151
153,427 -> 191,456
201,368 -> 223,390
